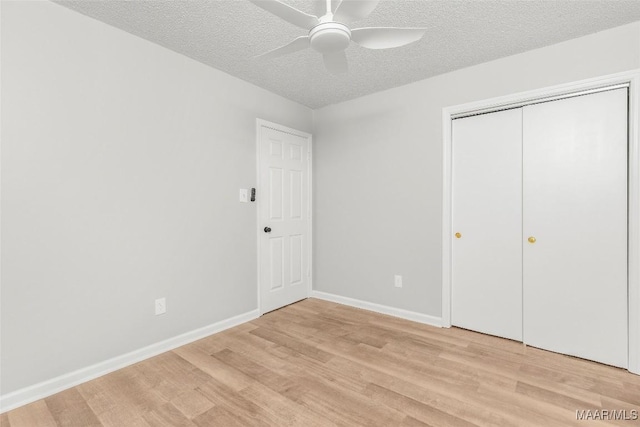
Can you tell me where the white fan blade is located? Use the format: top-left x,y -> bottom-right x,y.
248,0 -> 319,30
351,27 -> 426,49
333,0 -> 380,23
256,36 -> 310,60
323,51 -> 348,74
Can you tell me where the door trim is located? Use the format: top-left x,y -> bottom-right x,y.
441,70 -> 640,374
256,119 -> 313,315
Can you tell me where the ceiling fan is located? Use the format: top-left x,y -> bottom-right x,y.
249,0 -> 427,74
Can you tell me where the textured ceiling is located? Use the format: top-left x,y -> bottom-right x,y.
54,0 -> 640,109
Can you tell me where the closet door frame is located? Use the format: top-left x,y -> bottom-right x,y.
441,70 -> 640,375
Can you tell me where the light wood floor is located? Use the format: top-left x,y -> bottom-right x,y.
2,298 -> 639,426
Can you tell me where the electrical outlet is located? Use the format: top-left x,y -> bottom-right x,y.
155,297 -> 166,315
394,275 -> 402,288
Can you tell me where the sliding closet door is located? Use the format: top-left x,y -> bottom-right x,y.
523,89 -> 628,368
451,109 -> 523,341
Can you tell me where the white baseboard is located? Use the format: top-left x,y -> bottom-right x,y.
0,308 -> 260,414
311,291 -> 442,328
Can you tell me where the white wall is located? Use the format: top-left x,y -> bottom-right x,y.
0,0 -> 312,395
313,21 -> 640,317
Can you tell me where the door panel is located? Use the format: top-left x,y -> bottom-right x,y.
523,89 -> 628,368
269,237 -> 284,290
451,108 -> 523,341
269,167 -> 283,220
260,126 -> 309,313
290,234 -> 303,285
290,169 -> 302,219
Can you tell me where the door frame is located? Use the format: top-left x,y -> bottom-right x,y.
256,119 -> 313,315
441,70 -> 640,374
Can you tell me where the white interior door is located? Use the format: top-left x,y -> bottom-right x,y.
523,89 -> 628,368
259,124 -> 310,314
451,108 -> 523,341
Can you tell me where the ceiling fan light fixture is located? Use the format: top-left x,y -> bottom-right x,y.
250,0 -> 426,73
309,22 -> 351,54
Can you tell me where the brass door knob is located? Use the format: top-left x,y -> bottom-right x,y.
455,232 -> 462,239
528,236 -> 536,243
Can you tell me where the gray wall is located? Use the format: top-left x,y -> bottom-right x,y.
313,21 -> 640,317
0,1 -> 312,394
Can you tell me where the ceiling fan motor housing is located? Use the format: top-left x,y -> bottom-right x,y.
309,22 -> 351,53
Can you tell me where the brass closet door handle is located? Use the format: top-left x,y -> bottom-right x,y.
528,236 -> 536,243
455,232 -> 462,238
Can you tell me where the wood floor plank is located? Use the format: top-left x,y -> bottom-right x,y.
170,389 -> 215,419
363,382 -> 480,427
173,344 -> 253,391
401,415 -> 433,427
317,335 -> 481,393
140,402 -> 197,427
325,355 -> 532,427
249,327 -> 333,363
195,379 -> 275,426
75,379 -> 119,417
439,343 -> 606,407
76,373 -> 157,427
281,376 -> 406,426
133,351 -> 210,402
192,405 -> 255,427
212,348 -> 297,393
591,379 -> 640,406
45,387 -> 102,427
7,401 -> 57,427
514,381 -> 600,413
238,384 -> 338,427
93,366 -> 166,413
4,298 -> 640,427
93,411 -> 148,427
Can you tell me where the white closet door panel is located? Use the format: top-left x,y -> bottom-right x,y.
452,108 -> 523,341
523,89 -> 628,368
